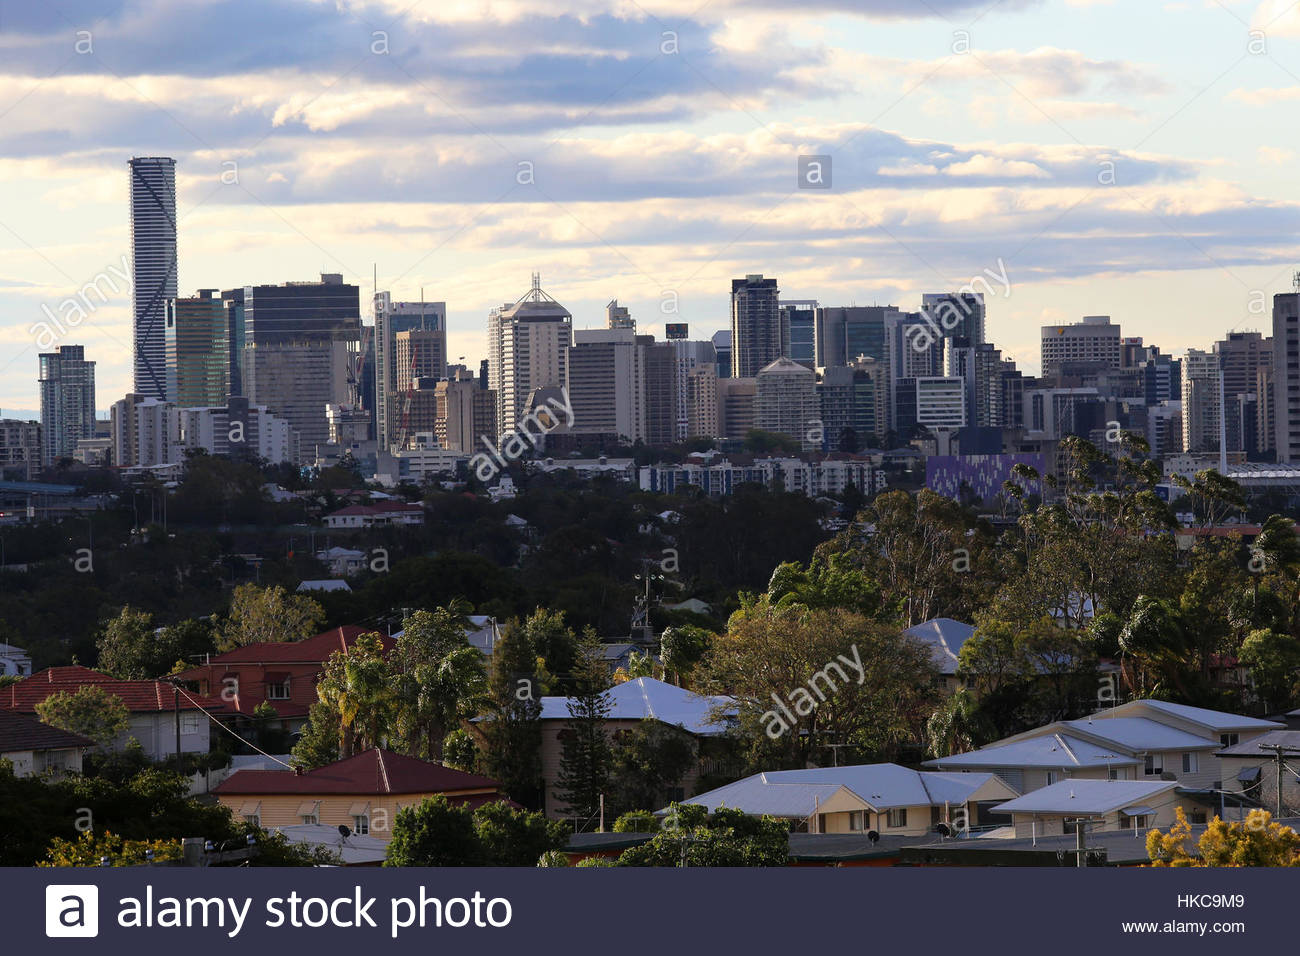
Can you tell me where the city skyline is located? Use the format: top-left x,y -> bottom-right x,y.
2,1 -> 1300,414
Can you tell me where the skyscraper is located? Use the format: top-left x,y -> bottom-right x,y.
39,345 -> 96,463
129,157 -> 178,401
373,293 -> 447,450
1181,349 -> 1222,454
815,305 -> 895,369
1272,290 -> 1300,463
730,274 -> 781,377
1214,330 -> 1271,455
565,329 -> 644,442
756,357 -> 817,449
166,290 -> 229,407
606,299 -> 634,330
1040,316 -> 1122,377
487,275 -> 572,440
779,300 -> 817,369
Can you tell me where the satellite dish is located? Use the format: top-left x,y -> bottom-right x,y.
935,822 -> 952,837
338,825 -> 352,838
866,830 -> 879,844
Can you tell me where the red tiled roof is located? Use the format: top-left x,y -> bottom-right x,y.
0,709 -> 93,752
176,627 -> 392,671
214,749 -> 504,797
327,501 -> 423,517
0,666 -> 226,714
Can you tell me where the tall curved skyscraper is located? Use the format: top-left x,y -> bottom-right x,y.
129,156 -> 177,401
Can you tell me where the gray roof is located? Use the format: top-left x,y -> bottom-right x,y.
1216,729 -> 1300,757
1095,699 -> 1283,733
903,618 -> 974,674
1062,717 -> 1220,751
991,779 -> 1178,816
272,824 -> 387,865
539,677 -> 735,736
681,763 -> 1008,816
925,733 -> 1142,770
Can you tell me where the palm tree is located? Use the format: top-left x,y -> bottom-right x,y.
317,632 -> 395,757
394,606 -> 487,761
925,690 -> 992,759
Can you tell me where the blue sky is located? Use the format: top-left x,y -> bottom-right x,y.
2,0 -> 1299,415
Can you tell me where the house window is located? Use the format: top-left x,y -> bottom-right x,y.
1144,754 -> 1162,776
1128,814 -> 1151,829
849,811 -> 865,831
1221,733 -> 1239,747
181,714 -> 202,734
886,808 -> 907,828
1044,771 -> 1056,786
1189,810 -> 1208,825
301,811 -> 318,825
353,815 -> 369,835
243,814 -> 260,827
1182,753 -> 1199,774
266,677 -> 291,700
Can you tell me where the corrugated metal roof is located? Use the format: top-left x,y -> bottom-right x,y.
539,678 -> 734,736
903,618 -> 974,675
1064,717 -> 1219,751
1097,699 -> 1283,732
1217,729 -> 1300,756
924,733 -> 1141,770
991,779 -> 1178,816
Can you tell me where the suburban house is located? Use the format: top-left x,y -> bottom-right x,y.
679,763 -> 1019,837
924,699 -> 1282,796
0,709 -> 91,777
1,665 -> 223,759
390,616 -> 501,658
214,748 -> 512,841
315,546 -> 368,577
534,677 -> 737,820
324,501 -> 425,529
989,778 -> 1206,838
903,618 -> 974,695
0,641 -> 32,677
175,626 -> 395,739
1215,729 -> 1300,818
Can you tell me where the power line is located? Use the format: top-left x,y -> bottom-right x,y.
164,679 -> 295,771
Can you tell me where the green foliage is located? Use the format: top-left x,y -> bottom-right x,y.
315,632 -> 396,757
1238,629 -> 1300,711
97,609 -> 216,680
659,625 -> 711,686
39,830 -> 182,867
35,685 -> 130,746
482,617 -> 545,808
392,605 -> 486,761
616,804 -> 788,867
554,631 -> 613,822
1148,808 -> 1300,867
537,849 -> 570,867
612,810 -> 661,833
442,728 -> 480,773
290,699 -> 340,770
218,584 -> 324,651
385,795 -> 566,866
608,723 -> 697,817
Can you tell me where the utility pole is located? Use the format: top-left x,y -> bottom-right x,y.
173,684 -> 182,764
1257,743 -> 1300,818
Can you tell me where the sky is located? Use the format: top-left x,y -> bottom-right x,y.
2,0 -> 1300,417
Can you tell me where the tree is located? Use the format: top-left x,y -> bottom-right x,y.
393,606 -> 487,761
482,618 -> 545,808
97,609 -> 215,680
612,810 -> 661,833
472,800 -> 568,866
385,795 -> 482,866
660,625 -> 710,686
1238,629 -> 1300,712
442,729 -> 480,773
608,722 -> 697,816
39,830 -> 182,867
1148,808 -> 1300,867
925,689 -> 993,759
517,608 -> 579,694
290,700 -> 340,770
35,686 -> 130,747
315,633 -> 396,757
553,632 -> 613,824
616,804 -> 788,866
218,584 -> 324,651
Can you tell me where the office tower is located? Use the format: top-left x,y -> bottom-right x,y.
110,394 -> 181,468
730,274 -> 781,377
129,157 -> 177,402
487,275 -> 572,441
816,305 -> 895,369
712,330 -> 732,379
606,299 -> 634,330
945,341 -> 1005,428
885,312 -> 942,433
685,366 -> 719,439
1273,290 -> 1300,462
38,345 -> 96,463
1256,366 -> 1275,460
1000,359 -> 1025,430
0,420 -> 42,479
756,357 -> 818,449
374,293 -> 447,450
922,292 -> 985,347
166,290 -> 229,407
395,329 -> 447,391
435,370 -> 497,454
221,287 -> 245,396
672,338 -> 717,440
563,329 -> 644,442
239,274 -> 361,457
1181,349 -> 1223,454
913,377 -> 967,431
1140,351 -> 1181,406
1040,316 -> 1122,377
1214,330 -> 1272,455
818,359 -> 885,451
779,300 -> 817,369
717,377 -> 757,440
641,337 -> 678,446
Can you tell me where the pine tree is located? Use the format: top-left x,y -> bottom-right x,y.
553,630 -> 613,827
483,619 -> 545,808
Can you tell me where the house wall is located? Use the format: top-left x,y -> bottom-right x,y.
115,711 -> 210,759
1007,791 -> 1200,838
1219,755 -> 1300,818
816,805 -> 936,837
1,746 -> 84,777
216,788 -> 499,842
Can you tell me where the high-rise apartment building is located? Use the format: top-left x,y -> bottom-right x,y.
1214,330 -> 1272,455
565,329 -> 644,442
38,345 -> 96,463
487,275 -> 572,441
1181,349 -> 1223,454
1272,290 -> 1300,463
1040,316 -> 1122,376
756,357 -> 818,449
685,366 -> 719,439
818,359 -> 886,450
0,420 -> 42,480
166,290 -> 229,407
129,157 -> 177,402
672,338 -> 717,441
922,292 -> 985,347
435,370 -> 497,454
779,300 -> 817,369
395,329 -> 447,392
730,275 -> 781,377
606,300 -> 634,330
716,377 -> 756,440
110,394 -> 181,468
641,337 -> 679,447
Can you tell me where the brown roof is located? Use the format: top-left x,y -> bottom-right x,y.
176,626 -> 391,672
0,709 -> 93,752
1,666 -> 226,714
214,749 -> 505,797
